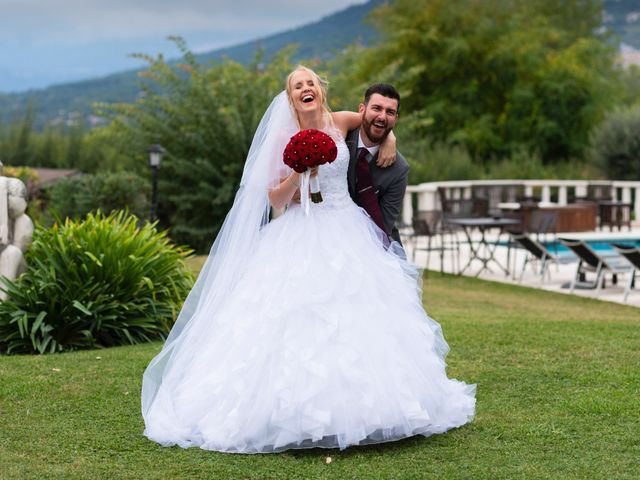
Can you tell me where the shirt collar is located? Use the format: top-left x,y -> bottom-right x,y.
357,131 -> 380,158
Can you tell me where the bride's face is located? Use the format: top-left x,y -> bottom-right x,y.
288,70 -> 321,114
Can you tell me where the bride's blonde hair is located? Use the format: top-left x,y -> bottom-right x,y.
285,65 -> 333,127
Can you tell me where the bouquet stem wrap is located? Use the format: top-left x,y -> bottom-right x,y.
309,176 -> 322,203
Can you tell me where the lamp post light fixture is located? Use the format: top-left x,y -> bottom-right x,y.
147,144 -> 165,221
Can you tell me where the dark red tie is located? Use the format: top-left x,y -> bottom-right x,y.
356,148 -> 387,234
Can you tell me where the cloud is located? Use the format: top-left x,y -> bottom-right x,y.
0,0 -> 367,91
0,0 -> 365,44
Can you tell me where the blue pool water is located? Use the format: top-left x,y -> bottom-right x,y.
543,239 -> 640,255
496,238 -> 640,256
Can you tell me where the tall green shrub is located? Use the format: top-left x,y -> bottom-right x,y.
402,138 -> 481,184
0,211 -> 194,354
97,39 -> 294,251
46,170 -> 150,223
0,116 -> 121,171
590,106 -> 640,180
331,0 -> 619,163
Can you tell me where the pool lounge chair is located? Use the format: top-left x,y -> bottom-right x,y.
509,232 -> 575,283
558,238 -> 633,297
611,243 -> 640,303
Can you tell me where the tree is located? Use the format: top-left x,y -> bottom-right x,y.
97,39 -> 294,251
335,0 -> 619,163
590,105 -> 640,180
12,104 -> 35,166
618,65 -> 640,106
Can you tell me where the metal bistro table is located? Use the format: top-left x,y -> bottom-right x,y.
446,217 -> 520,277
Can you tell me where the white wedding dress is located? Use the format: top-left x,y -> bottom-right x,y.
142,133 -> 476,453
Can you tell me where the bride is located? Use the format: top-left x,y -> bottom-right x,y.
141,66 -> 476,453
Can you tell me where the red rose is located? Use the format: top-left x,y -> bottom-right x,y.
283,129 -> 338,173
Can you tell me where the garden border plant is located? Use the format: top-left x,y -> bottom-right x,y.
0,210 -> 194,354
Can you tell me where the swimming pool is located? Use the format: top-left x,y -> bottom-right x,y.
497,233 -> 640,256
549,239 -> 640,254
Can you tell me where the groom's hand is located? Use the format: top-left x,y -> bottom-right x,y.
376,151 -> 397,168
377,130 -> 397,168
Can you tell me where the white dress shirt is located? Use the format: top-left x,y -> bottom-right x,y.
357,132 -> 380,162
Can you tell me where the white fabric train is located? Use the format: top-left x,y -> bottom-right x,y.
142,136 -> 476,453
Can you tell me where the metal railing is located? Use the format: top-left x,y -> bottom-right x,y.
402,179 -> 640,225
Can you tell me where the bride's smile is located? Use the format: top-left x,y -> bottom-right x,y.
289,71 -> 321,113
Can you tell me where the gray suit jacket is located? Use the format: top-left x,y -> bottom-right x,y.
346,128 -> 409,243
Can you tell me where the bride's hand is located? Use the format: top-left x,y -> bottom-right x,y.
377,130 -> 397,168
290,168 -> 316,204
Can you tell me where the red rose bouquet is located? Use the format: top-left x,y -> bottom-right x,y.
283,129 -> 337,203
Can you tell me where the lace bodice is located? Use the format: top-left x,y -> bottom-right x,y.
312,137 -> 352,209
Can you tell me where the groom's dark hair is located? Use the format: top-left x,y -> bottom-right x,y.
364,84 -> 400,112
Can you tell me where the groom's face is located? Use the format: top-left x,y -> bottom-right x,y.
359,93 -> 399,145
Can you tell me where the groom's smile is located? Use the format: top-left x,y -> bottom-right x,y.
371,120 -> 387,136
360,93 -> 399,145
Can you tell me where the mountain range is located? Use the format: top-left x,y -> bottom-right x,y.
0,0 -> 383,129
1,0 -> 638,129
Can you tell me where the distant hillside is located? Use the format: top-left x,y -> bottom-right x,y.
197,0 -> 382,64
1,0 -> 637,130
0,0 -> 383,130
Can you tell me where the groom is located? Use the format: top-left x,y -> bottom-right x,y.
346,84 -> 409,244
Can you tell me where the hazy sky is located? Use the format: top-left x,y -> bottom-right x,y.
0,0 -> 365,93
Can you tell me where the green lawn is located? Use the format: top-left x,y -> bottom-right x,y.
1,272 -> 639,479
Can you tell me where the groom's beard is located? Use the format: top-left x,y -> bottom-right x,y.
362,117 -> 392,144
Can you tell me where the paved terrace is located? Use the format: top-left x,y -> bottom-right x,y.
402,179 -> 640,308
405,228 -> 640,308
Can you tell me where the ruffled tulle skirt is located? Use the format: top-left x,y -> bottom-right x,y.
143,202 -> 475,453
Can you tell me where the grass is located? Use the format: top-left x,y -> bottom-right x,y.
1,264 -> 639,479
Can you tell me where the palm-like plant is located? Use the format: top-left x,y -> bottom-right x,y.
0,211 -> 194,354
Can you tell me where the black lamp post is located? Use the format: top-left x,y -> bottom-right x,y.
147,144 -> 165,221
